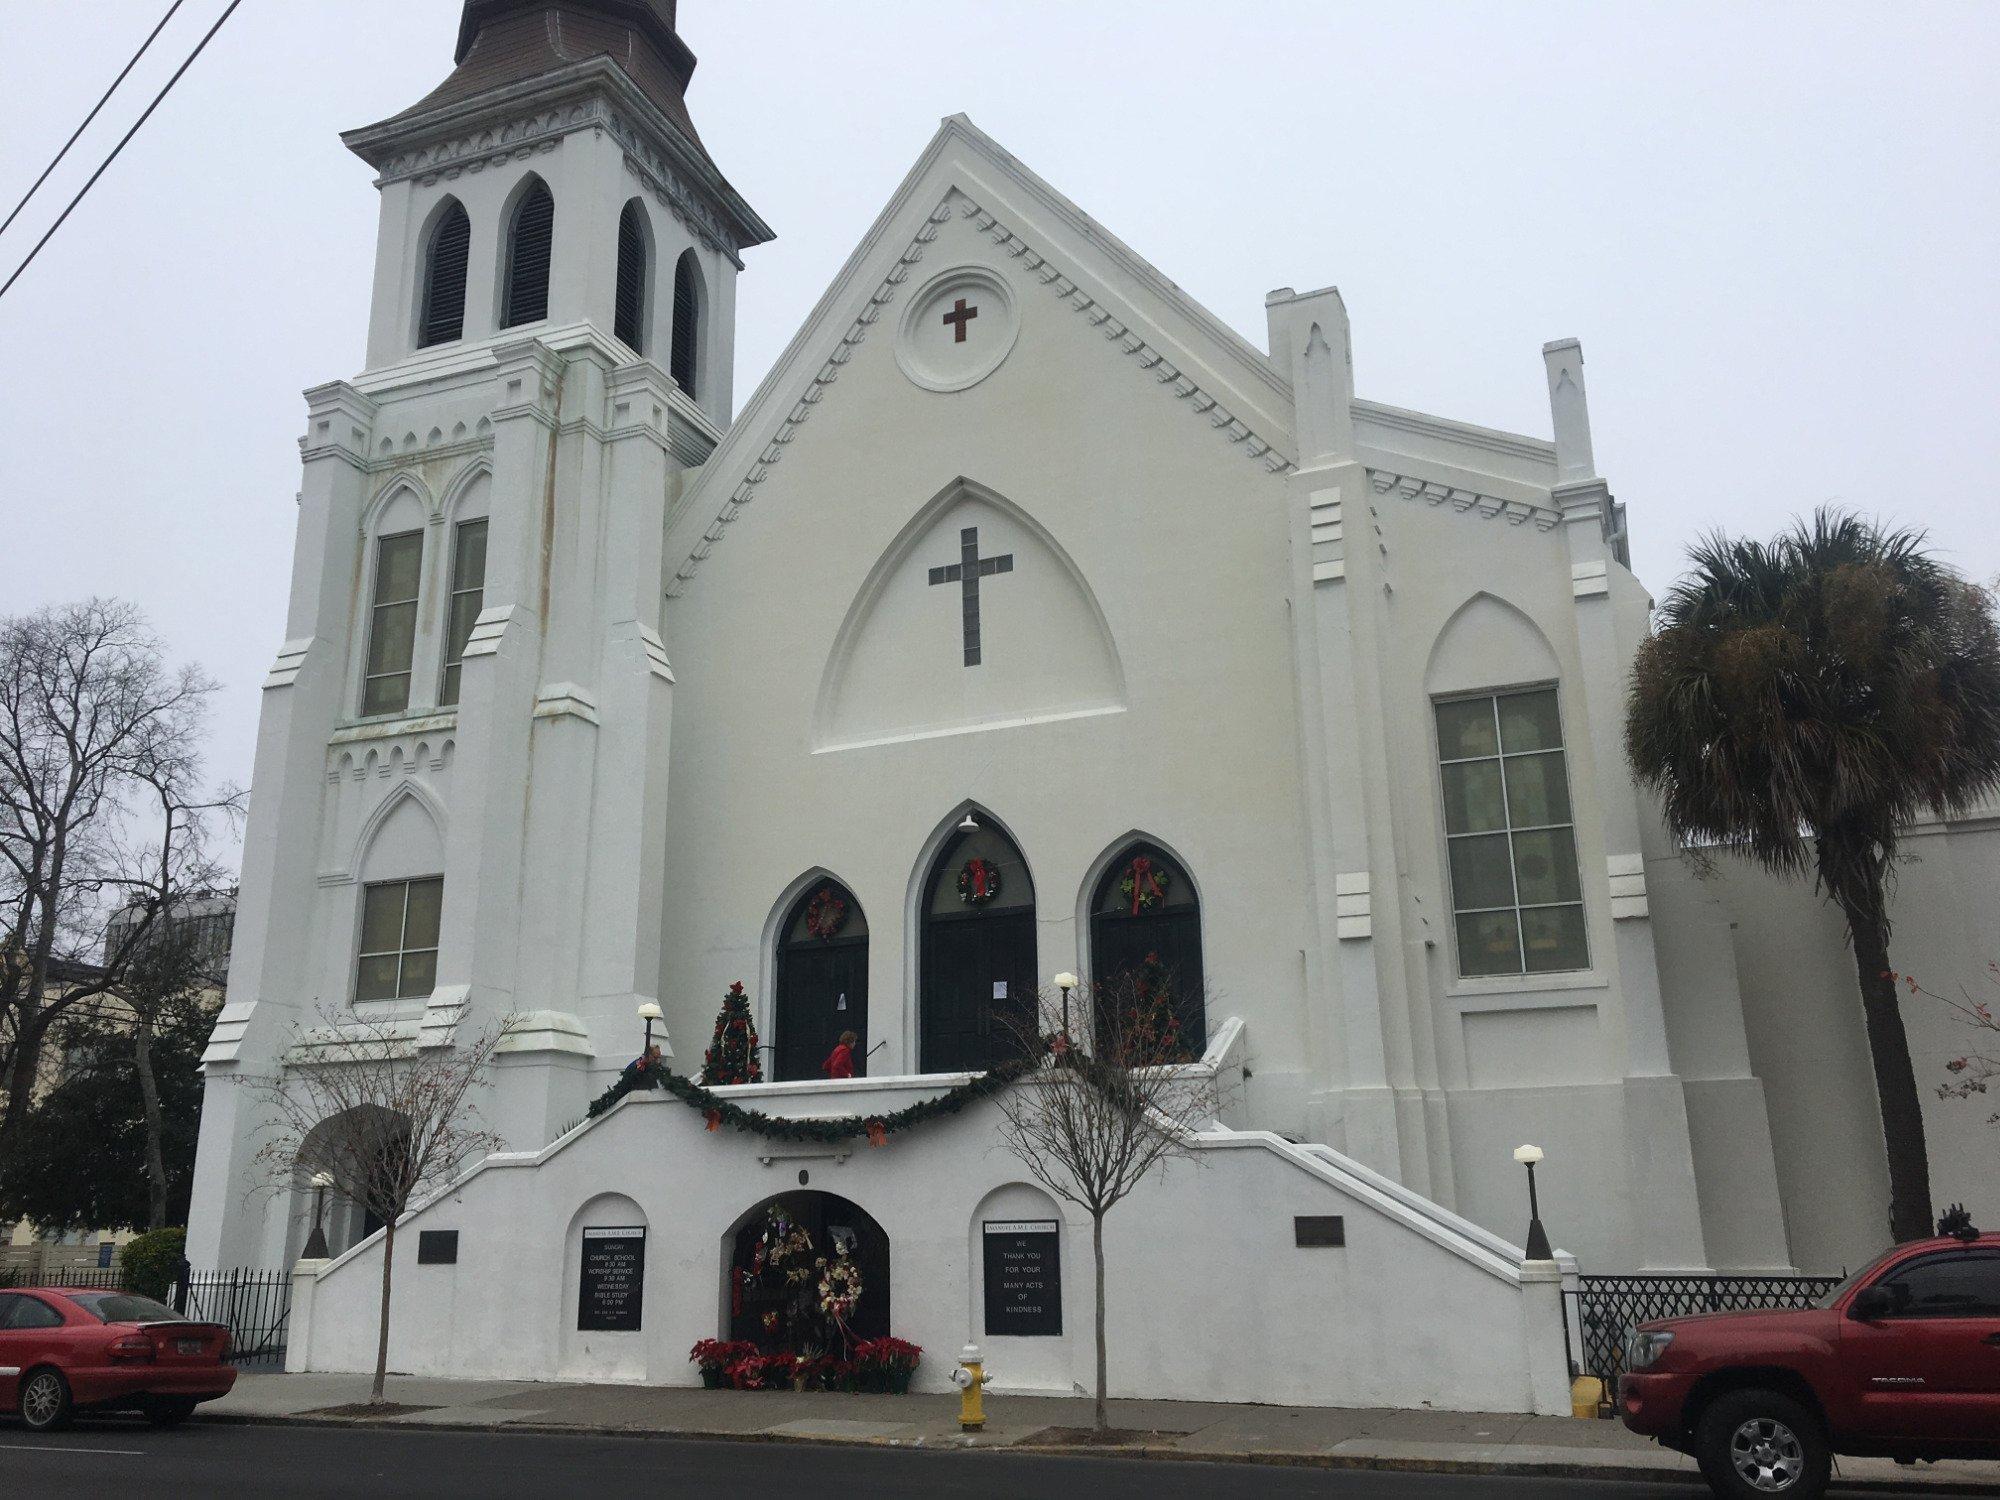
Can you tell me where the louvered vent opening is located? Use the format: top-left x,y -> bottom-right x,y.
615,203 -> 648,352
419,202 -> 470,348
503,181 -> 554,329
670,251 -> 699,398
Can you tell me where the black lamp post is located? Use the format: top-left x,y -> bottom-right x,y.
638,1000 -> 663,1054
301,1171 -> 333,1260
1513,1144 -> 1554,1261
1054,972 -> 1078,1042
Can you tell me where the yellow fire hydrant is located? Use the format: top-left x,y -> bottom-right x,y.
953,1343 -> 994,1431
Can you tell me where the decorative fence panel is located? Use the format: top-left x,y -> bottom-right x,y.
175,1268 -> 292,1369
1568,1273 -> 1844,1385
0,1266 -> 127,1291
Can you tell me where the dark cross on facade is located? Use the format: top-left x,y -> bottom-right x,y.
941,297 -> 979,343
927,526 -> 1013,667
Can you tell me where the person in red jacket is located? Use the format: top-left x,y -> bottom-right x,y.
822,1030 -> 858,1080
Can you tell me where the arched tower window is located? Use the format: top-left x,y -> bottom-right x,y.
1090,842 -> 1205,1057
418,199 -> 470,348
670,249 -> 701,397
773,879 -> 868,1082
501,178 -> 554,329
614,201 -> 649,353
919,817 -> 1035,1074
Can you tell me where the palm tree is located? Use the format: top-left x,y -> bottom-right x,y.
1627,510 -> 2000,1244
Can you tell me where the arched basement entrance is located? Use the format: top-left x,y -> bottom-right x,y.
920,817 -> 1036,1073
773,878 -> 868,1081
725,1191 -> 890,1352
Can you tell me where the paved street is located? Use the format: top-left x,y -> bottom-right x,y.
0,1421 -> 1928,1500
0,1422 -> 1667,1498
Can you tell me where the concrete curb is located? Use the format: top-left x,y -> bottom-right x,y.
191,1409 -> 2000,1493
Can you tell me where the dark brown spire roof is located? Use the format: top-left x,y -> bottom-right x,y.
388,2 -> 705,150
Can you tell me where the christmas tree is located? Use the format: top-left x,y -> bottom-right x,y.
1119,952 -> 1188,1065
700,981 -> 764,1086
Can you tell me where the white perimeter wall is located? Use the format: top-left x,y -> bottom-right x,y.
289,1080 -> 1568,1414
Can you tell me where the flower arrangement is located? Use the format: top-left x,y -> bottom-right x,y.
816,1247 -> 863,1333
689,1338 -> 757,1389
687,1335 -> 923,1393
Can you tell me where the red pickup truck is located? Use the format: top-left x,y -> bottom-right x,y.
1619,1231 -> 2000,1498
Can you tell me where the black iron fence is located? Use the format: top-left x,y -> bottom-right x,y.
1567,1272 -> 1844,1385
175,1267 -> 292,1370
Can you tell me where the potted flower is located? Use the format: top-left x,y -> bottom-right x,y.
689,1338 -> 754,1389
853,1336 -> 923,1394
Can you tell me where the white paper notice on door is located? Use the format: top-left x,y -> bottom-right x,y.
992,980 -> 1008,1000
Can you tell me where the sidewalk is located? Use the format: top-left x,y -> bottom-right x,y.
207,1372 -> 2000,1491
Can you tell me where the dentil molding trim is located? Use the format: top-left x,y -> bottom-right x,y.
1366,469 -> 1562,532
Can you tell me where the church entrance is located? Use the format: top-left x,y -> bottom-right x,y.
726,1191 -> 889,1352
1090,842 -> 1206,1055
773,879 -> 868,1081
920,818 -> 1037,1074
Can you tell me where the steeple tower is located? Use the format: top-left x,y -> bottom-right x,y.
340,0 -> 771,422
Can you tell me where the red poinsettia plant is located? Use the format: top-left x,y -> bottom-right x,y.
689,1338 -> 758,1387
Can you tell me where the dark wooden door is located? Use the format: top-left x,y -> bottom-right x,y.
1093,907 -> 1206,1045
775,938 -> 868,1081
921,910 -> 1037,1074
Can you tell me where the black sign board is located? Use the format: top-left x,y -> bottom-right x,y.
417,1230 -> 459,1265
983,1219 -> 1061,1336
578,1226 -> 646,1331
1294,1215 -> 1346,1247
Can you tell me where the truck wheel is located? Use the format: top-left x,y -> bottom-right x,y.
18,1367 -> 72,1432
1694,1387 -> 1830,1499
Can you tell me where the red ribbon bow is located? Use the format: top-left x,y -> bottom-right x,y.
1128,855 -> 1164,915
967,858 -> 992,899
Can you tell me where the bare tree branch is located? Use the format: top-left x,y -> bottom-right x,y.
991,976 -> 1220,1431
242,1007 -> 508,1402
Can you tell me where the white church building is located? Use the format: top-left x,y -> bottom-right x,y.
187,1 -> 1997,1408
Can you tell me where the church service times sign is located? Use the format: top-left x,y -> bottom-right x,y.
982,1219 -> 1061,1337
577,1226 -> 646,1332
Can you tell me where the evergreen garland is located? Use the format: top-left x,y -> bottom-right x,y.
585,1052 -> 1033,1143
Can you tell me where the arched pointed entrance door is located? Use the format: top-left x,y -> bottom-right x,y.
774,879 -> 868,1082
920,819 -> 1036,1074
1090,842 -> 1206,1057
727,1191 -> 889,1352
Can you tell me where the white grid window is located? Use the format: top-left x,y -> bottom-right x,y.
361,530 -> 423,717
1435,688 -> 1588,977
355,877 -> 442,1001
437,518 -> 487,707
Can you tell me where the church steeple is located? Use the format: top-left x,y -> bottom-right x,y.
341,0 -> 770,422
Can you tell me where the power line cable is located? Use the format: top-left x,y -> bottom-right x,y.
0,1 -> 187,243
0,0 -> 243,307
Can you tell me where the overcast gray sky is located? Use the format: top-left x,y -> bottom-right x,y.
4,1 -> 1997,859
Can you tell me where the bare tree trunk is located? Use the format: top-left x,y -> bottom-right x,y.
1092,1211 -> 1107,1432
372,1218 -> 394,1403
132,1011 -> 168,1230
1845,909 -> 1934,1244
1823,841 -> 1934,1244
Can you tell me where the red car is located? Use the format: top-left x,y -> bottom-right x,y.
0,1287 -> 235,1431
1620,1231 -> 2000,1498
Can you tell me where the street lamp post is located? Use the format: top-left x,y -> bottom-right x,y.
1513,1144 -> 1554,1261
1053,972 -> 1078,1042
637,1000 -> 663,1055
302,1170 -> 334,1260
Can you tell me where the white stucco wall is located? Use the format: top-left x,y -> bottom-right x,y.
288,1078 -> 1569,1414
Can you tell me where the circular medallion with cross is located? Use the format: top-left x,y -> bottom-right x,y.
895,266 -> 1019,393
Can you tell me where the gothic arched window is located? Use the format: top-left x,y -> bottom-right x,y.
670,249 -> 701,397
773,879 -> 868,1082
1090,841 -> 1205,1056
919,817 -> 1035,1074
501,178 -> 554,329
614,200 -> 649,353
418,199 -> 470,348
